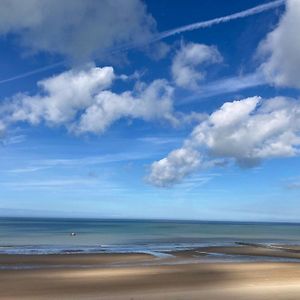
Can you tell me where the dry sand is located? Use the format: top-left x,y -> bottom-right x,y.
1,244 -> 300,299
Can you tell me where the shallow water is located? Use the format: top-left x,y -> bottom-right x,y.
1,217 -> 300,254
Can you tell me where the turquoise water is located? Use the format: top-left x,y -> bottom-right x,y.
1,218 -> 300,254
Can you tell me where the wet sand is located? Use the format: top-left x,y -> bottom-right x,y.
173,243 -> 300,260
1,244 -> 300,299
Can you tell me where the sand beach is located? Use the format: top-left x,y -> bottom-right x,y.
1,244 -> 300,299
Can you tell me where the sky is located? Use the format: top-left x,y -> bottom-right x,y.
0,0 -> 300,222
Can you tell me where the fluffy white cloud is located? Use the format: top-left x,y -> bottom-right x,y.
6,66 -> 115,126
148,96 -> 300,186
0,0 -> 155,62
171,42 -> 222,89
73,79 -> 176,134
1,66 -> 177,134
148,148 -> 201,187
258,0 -> 300,88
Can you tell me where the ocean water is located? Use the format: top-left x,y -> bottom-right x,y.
1,218 -> 300,255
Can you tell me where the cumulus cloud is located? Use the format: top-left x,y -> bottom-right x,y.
147,148 -> 201,187
0,0 -> 155,62
148,96 -> 300,186
171,42 -> 222,89
4,66 -> 115,126
258,0 -> 300,88
74,79 -> 176,134
0,66 -> 177,134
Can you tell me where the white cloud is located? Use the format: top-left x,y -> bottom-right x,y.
5,66 -> 115,126
171,42 -> 222,89
148,96 -> 300,186
0,0 -> 155,62
148,148 -> 201,187
73,79 -> 176,134
258,0 -> 300,88
1,66 -> 177,134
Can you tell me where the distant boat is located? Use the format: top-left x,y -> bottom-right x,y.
70,232 -> 76,236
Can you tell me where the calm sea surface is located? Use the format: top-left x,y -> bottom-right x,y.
1,218 -> 300,254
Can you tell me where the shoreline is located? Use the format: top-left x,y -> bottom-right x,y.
1,242 -> 300,261
1,240 -> 300,253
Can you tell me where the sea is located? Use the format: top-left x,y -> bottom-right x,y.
1,217 -> 300,255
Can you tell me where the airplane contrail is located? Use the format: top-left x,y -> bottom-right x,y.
150,0 -> 285,42
0,0 -> 285,85
0,62 -> 64,85
115,0 -> 285,52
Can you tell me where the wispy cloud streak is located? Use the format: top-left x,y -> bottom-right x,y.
39,152 -> 154,167
179,72 -> 267,104
5,152 -> 154,175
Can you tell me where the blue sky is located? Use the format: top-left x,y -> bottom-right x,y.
0,0 -> 300,221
